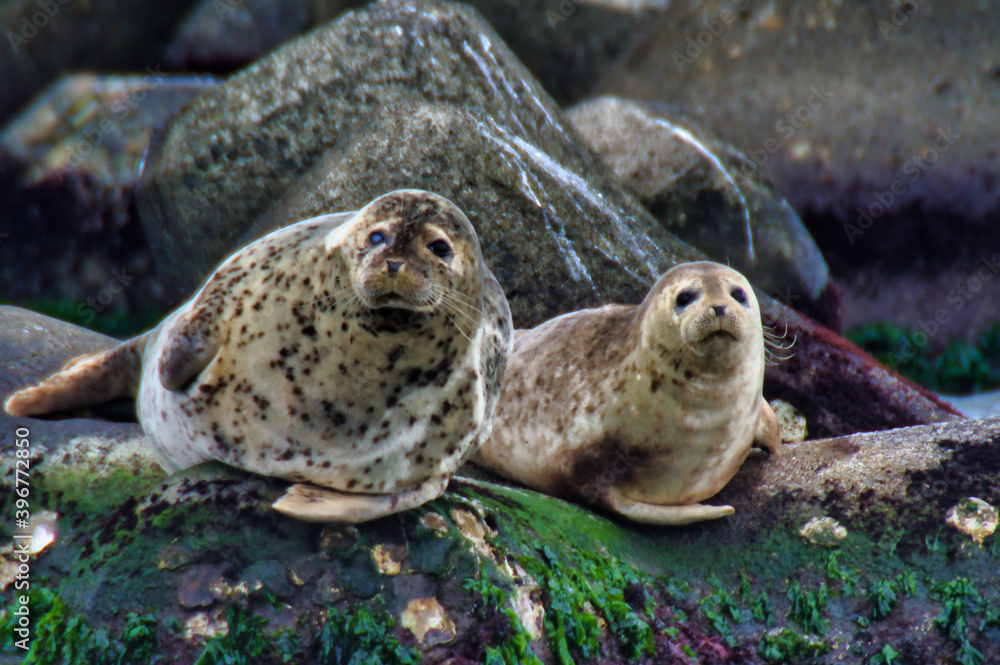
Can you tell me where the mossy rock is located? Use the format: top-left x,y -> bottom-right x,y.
2,414 -> 998,664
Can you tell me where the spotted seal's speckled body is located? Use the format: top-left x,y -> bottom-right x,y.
475,261 -> 782,525
6,190 -> 512,523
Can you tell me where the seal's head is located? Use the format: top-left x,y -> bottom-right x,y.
637,261 -> 762,371
329,190 -> 483,316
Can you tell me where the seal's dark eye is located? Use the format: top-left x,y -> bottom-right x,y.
428,239 -> 451,259
731,287 -> 748,305
368,231 -> 385,246
676,291 -> 696,308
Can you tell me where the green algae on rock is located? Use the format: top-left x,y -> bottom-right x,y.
2,414 -> 999,662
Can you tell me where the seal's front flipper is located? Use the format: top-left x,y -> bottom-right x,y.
158,306 -> 221,391
605,487 -> 734,525
753,397 -> 783,454
4,334 -> 148,418
272,477 -> 448,523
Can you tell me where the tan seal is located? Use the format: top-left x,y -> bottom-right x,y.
474,261 -> 782,525
5,190 -> 512,523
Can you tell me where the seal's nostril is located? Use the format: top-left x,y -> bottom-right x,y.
386,260 -> 403,275
713,305 -> 726,316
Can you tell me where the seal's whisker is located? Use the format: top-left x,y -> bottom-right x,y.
762,322 -> 792,340
432,286 -> 485,316
763,334 -> 797,351
437,293 -> 483,323
314,286 -> 359,314
441,303 -> 474,343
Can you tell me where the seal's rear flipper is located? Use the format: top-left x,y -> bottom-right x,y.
272,477 -> 448,523
4,334 -> 148,418
606,487 -> 735,525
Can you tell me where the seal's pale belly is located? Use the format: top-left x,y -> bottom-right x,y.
140,303 -> 486,494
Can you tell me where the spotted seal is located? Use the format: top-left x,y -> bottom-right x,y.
474,261 -> 783,525
5,190 -> 512,523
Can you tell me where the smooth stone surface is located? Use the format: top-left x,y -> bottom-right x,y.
566,96 -> 835,325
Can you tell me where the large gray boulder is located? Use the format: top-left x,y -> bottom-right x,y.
137,0 -> 666,302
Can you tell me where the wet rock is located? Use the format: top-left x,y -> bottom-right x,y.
595,0 -> 1000,230
0,74 -> 217,335
136,0 -> 695,307
0,0 -> 198,122
565,96 -> 836,325
717,416 -> 1000,541
130,1 -> 959,436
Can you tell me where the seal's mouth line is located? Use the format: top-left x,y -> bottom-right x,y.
700,330 -> 738,343
367,292 -> 440,313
